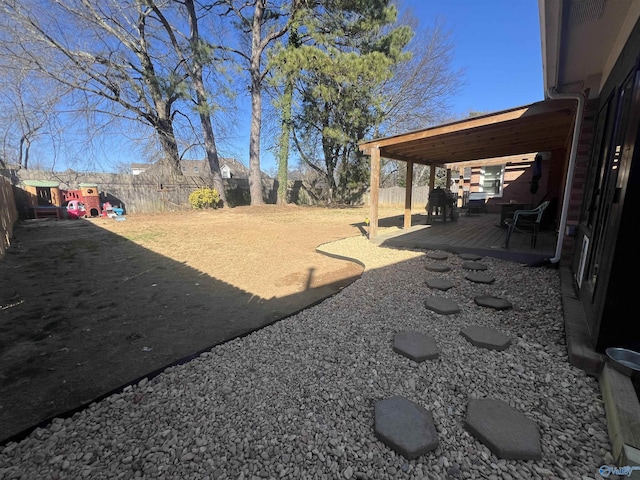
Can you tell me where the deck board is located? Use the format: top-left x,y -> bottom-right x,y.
373,212 -> 557,265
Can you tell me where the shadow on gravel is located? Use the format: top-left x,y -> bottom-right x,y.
0,219 -> 361,445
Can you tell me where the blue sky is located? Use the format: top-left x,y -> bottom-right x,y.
400,0 -> 544,117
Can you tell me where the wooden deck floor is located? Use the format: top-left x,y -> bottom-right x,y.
373,212 -> 558,265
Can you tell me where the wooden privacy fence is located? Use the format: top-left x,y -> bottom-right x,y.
3,169 -> 277,215
362,186 -> 430,208
2,169 -> 436,219
0,176 -> 18,257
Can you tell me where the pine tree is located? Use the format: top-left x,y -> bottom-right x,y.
275,0 -> 412,203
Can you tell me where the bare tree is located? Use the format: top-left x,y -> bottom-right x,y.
0,63 -> 70,169
375,15 -> 464,187
0,0 -> 189,175
219,0 -> 297,205
145,0 -> 229,205
379,16 -> 463,135
2,84 -> 48,170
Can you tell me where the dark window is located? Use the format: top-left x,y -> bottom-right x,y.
586,66 -> 639,291
584,92 -> 616,229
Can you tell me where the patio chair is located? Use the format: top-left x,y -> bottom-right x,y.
503,200 -> 550,249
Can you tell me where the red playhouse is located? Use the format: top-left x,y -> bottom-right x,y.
62,183 -> 102,218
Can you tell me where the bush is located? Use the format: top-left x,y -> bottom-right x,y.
188,187 -> 221,209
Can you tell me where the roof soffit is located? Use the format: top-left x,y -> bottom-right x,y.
359,99 -> 576,166
542,0 -> 638,95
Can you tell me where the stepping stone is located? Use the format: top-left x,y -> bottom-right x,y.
459,253 -> 482,260
425,277 -> 455,291
426,251 -> 448,260
462,261 -> 487,271
465,272 -> 495,284
424,296 -> 460,315
460,325 -> 512,351
474,295 -> 512,310
374,396 -> 438,459
425,263 -> 450,272
393,331 -> 439,362
464,398 -> 542,460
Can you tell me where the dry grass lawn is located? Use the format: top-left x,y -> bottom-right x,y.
92,204 -> 405,299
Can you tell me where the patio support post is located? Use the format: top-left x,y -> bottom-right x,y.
369,146 -> 380,240
404,161 -> 413,229
428,164 -> 436,191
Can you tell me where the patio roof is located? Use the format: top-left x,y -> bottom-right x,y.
358,98 -> 577,166
358,98 -> 580,240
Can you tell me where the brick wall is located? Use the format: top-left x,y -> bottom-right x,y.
563,98 -> 597,255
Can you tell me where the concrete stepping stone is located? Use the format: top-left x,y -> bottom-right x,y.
474,295 -> 512,310
465,272 -> 495,284
460,325 -> 512,351
425,263 -> 450,272
424,296 -> 460,315
462,261 -> 487,271
425,277 -> 455,291
459,253 -> 482,260
393,331 -> 439,362
426,251 -> 448,260
374,396 -> 439,459
464,398 -> 542,460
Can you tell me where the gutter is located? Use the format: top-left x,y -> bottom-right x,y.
546,89 -> 585,264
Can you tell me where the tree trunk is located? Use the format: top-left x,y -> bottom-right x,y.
322,141 -> 338,204
185,0 -> 227,206
276,79 -> 293,204
155,114 -> 182,176
138,25 -> 182,177
23,138 -> 30,170
248,0 -> 265,206
197,88 -> 227,206
19,136 -> 27,169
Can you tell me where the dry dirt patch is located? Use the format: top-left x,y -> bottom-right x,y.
0,204 -> 410,443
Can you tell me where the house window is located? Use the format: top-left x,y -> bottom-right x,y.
194,166 -> 199,173
481,165 -> 504,196
463,167 -> 471,180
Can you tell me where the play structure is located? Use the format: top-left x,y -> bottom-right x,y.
101,202 -> 125,220
22,180 -> 65,219
20,181 -> 124,220
62,184 -> 102,217
65,200 -> 87,219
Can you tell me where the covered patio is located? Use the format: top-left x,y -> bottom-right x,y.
358,98 -> 578,262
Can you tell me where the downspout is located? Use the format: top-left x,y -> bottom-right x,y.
547,89 -> 585,263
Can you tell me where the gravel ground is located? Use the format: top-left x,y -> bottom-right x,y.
0,238 -> 611,479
